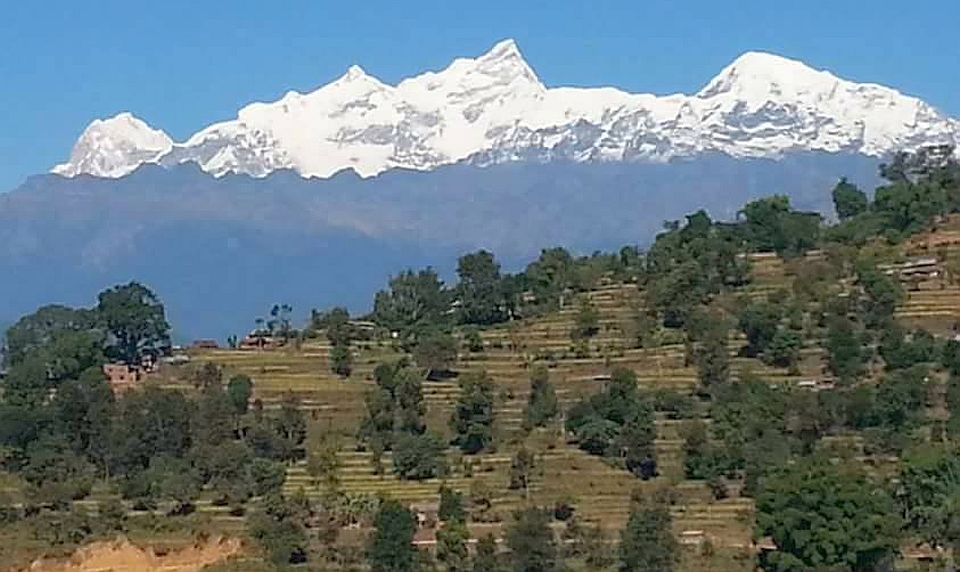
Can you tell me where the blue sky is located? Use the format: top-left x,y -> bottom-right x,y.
1,0 -> 958,191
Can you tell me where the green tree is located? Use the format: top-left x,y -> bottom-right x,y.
330,343 -> 353,378
367,500 -> 419,572
571,301 -> 600,342
524,248 -> 574,311
226,374 -> 253,416
764,329 -> 801,369
858,267 -> 904,329
825,314 -> 867,383
250,458 -> 287,497
832,178 -> 869,220
267,303 -> 295,342
450,372 -> 496,454
693,312 -> 731,391
756,458 -> 901,572
392,432 -> 447,480
524,365 -> 558,430
457,250 -> 506,326
509,447 -> 537,497
436,518 -> 470,571
113,387 -> 193,474
506,507 -> 558,572
249,493 -> 309,565
95,282 -> 170,365
899,447 -> 960,564
413,330 -> 458,379
438,485 -> 466,523
4,305 -> 97,367
51,367 -> 115,470
373,268 -> 449,346
21,434 -> 95,504
740,195 -> 821,256
472,534 -> 502,572
313,306 -> 353,346
737,302 -> 780,357
618,498 -> 679,572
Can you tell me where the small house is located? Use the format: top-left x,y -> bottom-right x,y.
103,363 -> 142,393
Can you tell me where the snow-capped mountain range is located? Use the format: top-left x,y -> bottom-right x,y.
53,39 -> 960,179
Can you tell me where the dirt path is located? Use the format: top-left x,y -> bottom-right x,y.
24,537 -> 243,572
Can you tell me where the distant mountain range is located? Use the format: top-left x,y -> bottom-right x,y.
52,40 -> 958,180
3,40 -> 953,339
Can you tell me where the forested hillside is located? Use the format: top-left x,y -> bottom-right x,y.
2,145 -> 960,571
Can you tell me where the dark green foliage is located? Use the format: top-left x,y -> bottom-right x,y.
436,518 -> 470,571
691,311 -> 730,391
566,368 -> 657,478
21,435 -> 94,504
708,379 -> 790,489
571,301 -> 600,342
463,326 -> 485,353
858,267 -> 904,329
756,458 -> 901,572
872,365 -> 929,433
898,447 -> 960,552
3,305 -> 97,368
879,325 -> 936,370
360,360 -> 426,451
412,330 -> 458,378
618,498 -> 679,572
367,500 -> 419,572
505,507 -> 558,572
524,365 -> 559,430
226,374 -> 253,416
330,343 -> 353,378
457,250 -> 507,325
524,248 -> 575,312
472,534 -> 502,572
51,367 -> 115,469
740,195 -> 821,256
764,329 -> 801,369
250,458 -> 287,497
438,485 -> 465,523
645,211 -> 749,328
392,432 -> 447,480
450,371 -> 496,454
266,303 -> 295,342
312,306 -> 353,346
373,268 -> 449,347
832,177 -> 869,220
825,314 -> 868,382
652,389 -> 697,420
113,387 -> 193,473
737,302 -> 781,357
96,282 -> 170,365
943,340 -> 960,376
249,494 -> 309,566
681,421 -> 736,480
508,447 -> 536,493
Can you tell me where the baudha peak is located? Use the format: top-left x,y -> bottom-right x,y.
53,43 -> 960,179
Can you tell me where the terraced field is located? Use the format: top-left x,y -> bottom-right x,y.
161,269 -> 834,571
136,238 -> 960,570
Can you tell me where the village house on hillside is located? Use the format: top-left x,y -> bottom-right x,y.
102,362 -> 142,393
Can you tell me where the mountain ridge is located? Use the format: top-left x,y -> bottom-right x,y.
52,40 -> 960,181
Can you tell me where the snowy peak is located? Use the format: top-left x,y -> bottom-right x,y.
473,38 -> 541,85
51,41 -> 960,180
53,112 -> 172,178
698,51 -> 838,100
